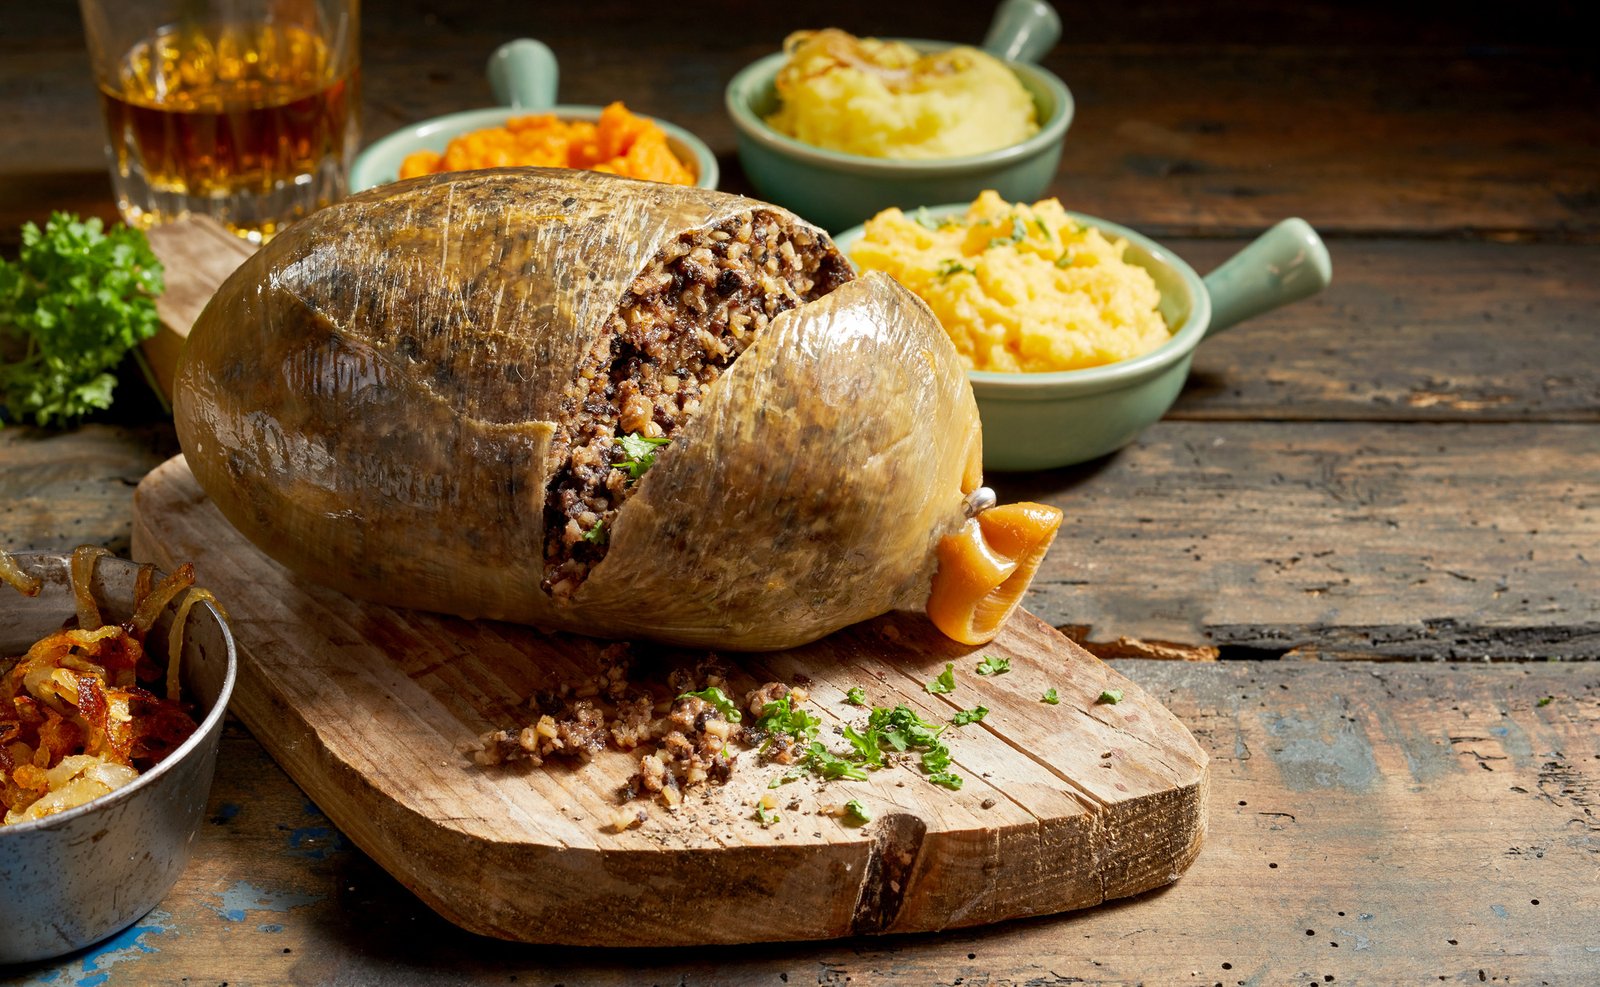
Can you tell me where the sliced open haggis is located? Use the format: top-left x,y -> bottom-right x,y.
544,210 -> 851,598
174,169 -> 1058,650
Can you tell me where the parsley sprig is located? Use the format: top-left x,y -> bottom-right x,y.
0,213 -> 164,427
951,706 -> 988,726
926,662 -> 956,694
677,685 -> 742,722
976,655 -> 1011,676
616,432 -> 670,480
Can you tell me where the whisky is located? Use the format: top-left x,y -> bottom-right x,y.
98,21 -> 359,242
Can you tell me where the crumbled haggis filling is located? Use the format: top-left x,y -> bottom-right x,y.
468,646 -> 812,828
541,211 -> 852,599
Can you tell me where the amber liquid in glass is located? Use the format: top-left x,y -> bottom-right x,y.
98,21 -> 358,242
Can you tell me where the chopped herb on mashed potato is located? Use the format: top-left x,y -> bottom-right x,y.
850,191 -> 1171,373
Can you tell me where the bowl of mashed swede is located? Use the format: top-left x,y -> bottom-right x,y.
833,195 -> 1333,470
724,0 -> 1072,232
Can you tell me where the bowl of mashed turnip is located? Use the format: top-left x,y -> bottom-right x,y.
835,196 -> 1333,470
724,0 -> 1072,232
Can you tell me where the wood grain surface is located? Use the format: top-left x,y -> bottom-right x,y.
5,659 -> 1592,985
3,4 -> 1595,244
3,0 -> 1595,981
1008,420 -> 1600,659
129,455 -> 1208,946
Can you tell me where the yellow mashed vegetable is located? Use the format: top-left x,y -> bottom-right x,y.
764,29 -> 1038,160
851,191 -> 1170,373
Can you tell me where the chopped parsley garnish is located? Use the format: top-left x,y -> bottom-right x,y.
936,258 -> 975,279
926,662 -> 956,694
677,685 -> 742,722
845,686 -> 868,706
951,706 -> 989,726
975,655 -> 1011,676
870,703 -> 947,751
753,804 -> 780,827
1055,252 -> 1074,269
769,701 -> 966,792
1034,217 -> 1051,238
1098,689 -> 1124,705
616,432 -> 670,481
1041,688 -> 1060,705
845,799 -> 871,824
805,742 -> 869,781
581,519 -> 608,545
926,771 -> 964,791
841,724 -> 884,767
768,765 -> 806,789
1537,695 -> 1554,707
985,217 -> 1028,250
755,694 -> 820,744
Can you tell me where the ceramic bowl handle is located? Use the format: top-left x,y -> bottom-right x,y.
982,0 -> 1061,64
487,39 -> 559,110
1202,218 -> 1332,336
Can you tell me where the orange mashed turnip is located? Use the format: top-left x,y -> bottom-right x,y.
399,101 -> 696,186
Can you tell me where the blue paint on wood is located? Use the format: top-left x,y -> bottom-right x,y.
286,824 -> 350,860
258,923 -> 285,933
1261,706 -> 1379,792
206,880 -> 322,922
20,913 -> 174,987
1492,904 -> 1509,918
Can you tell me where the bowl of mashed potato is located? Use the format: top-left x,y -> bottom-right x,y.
835,195 -> 1333,470
725,0 -> 1072,231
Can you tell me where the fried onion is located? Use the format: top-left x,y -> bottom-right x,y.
1,547 -> 221,825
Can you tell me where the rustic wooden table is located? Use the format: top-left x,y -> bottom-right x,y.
3,2 -> 1597,984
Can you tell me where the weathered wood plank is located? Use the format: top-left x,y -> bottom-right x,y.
1168,240 -> 1600,422
0,423 -> 177,557
1003,421 -> 1600,658
12,660 -> 1596,985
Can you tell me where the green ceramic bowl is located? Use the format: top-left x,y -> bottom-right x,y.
833,209 -> 1333,471
725,0 -> 1071,232
350,39 -> 718,193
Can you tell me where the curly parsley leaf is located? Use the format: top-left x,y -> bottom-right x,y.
927,771 -> 964,790
806,742 -> 869,781
841,724 -> 884,768
678,685 -> 742,722
926,662 -> 957,694
1097,688 -> 1124,705
1041,687 -> 1060,705
0,213 -> 164,427
951,706 -> 989,727
616,432 -> 670,480
581,519 -> 608,545
975,655 -> 1011,676
753,804 -> 780,827
869,703 -> 946,752
755,694 -> 820,744
845,799 -> 871,824
1536,695 -> 1554,707
845,686 -> 868,706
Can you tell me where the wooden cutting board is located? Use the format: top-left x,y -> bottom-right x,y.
132,455 -> 1207,946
